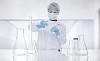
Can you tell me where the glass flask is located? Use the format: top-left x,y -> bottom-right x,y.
67,34 -> 88,56
78,35 -> 88,55
13,28 -> 28,55
68,55 -> 88,61
13,55 -> 28,61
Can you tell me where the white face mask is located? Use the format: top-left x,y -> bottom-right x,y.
48,13 -> 57,20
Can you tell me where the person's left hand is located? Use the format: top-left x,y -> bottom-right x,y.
51,26 -> 60,36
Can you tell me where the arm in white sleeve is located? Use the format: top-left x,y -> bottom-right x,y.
57,24 -> 67,45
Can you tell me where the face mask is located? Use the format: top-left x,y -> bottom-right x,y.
48,13 -> 57,20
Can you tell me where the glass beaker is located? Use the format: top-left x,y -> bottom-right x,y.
13,28 -> 28,55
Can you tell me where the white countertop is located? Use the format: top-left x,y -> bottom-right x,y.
0,49 -> 99,61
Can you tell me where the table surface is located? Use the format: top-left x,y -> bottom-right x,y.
0,49 -> 99,61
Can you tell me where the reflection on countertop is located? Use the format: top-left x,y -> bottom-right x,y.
0,49 -> 99,61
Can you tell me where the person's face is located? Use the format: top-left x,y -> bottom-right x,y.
49,7 -> 57,13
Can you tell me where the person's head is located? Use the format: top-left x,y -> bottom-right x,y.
49,7 -> 57,13
48,2 -> 60,21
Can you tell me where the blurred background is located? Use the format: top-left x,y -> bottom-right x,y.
0,0 -> 100,50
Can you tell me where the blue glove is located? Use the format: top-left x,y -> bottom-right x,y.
51,26 -> 60,36
36,20 -> 48,28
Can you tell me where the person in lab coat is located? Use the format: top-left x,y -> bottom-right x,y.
29,2 -> 67,52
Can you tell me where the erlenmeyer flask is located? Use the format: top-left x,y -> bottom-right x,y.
13,55 -> 28,61
69,55 -> 88,61
13,28 -> 28,55
78,34 -> 88,55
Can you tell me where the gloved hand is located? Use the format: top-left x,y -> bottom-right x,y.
51,26 -> 60,36
36,20 -> 48,28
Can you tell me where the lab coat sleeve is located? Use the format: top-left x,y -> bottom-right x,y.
57,24 -> 67,45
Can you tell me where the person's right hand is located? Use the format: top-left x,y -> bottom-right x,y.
36,20 -> 48,28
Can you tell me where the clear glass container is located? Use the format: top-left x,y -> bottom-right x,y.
67,34 -> 88,56
78,35 -> 88,55
67,38 -> 80,55
13,28 -> 28,55
72,38 -> 80,55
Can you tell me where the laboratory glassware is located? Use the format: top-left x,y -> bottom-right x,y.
67,35 -> 88,56
13,28 -> 28,55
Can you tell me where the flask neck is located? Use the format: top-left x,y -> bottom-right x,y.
17,29 -> 24,38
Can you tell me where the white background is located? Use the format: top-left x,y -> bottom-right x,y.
0,0 -> 100,49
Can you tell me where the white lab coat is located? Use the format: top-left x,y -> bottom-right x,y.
37,50 -> 68,61
29,20 -> 67,51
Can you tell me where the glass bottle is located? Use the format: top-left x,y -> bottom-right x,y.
72,38 -> 80,55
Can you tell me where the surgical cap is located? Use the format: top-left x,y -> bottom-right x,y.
48,2 -> 60,14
